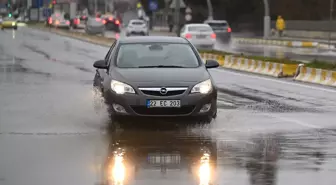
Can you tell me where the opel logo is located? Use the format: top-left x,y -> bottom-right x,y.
160,87 -> 168,95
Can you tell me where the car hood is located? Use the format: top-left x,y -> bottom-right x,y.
112,67 -> 210,86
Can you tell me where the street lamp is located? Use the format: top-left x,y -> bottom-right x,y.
263,0 -> 270,39
328,0 -> 334,50
206,0 -> 213,21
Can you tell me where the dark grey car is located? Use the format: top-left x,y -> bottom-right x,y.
204,20 -> 232,43
93,36 -> 219,122
85,16 -> 105,35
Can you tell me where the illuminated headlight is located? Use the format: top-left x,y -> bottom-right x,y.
12,22 -> 16,26
111,80 -> 135,94
191,79 -> 213,94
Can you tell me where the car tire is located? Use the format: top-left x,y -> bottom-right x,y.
14,26 -> 17,30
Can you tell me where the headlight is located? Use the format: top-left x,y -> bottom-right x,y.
12,22 -> 16,26
191,79 -> 213,94
111,80 -> 135,94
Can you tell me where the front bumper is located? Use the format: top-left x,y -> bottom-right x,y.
103,89 -> 217,117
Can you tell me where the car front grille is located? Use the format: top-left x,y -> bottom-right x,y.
131,106 -> 195,116
140,90 -> 186,96
139,87 -> 188,97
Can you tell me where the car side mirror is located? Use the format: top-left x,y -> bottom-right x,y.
93,60 -> 108,69
205,60 -> 219,68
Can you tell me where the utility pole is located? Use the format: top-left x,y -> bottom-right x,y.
174,0 -> 180,36
329,0 -> 334,50
206,0 -> 213,20
263,0 -> 270,39
94,0 -> 97,14
104,0 -> 107,13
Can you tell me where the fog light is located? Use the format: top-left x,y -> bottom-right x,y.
200,103 -> 211,113
113,104 -> 126,113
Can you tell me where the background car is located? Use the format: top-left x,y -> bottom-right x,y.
101,13 -> 121,32
46,12 -> 71,29
204,20 -> 232,43
180,24 -> 216,49
93,36 -> 219,123
85,16 -> 106,36
0,16 -> 18,30
70,15 -> 86,29
125,19 -> 149,36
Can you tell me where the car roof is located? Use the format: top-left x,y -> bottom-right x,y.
186,23 -> 211,27
118,36 -> 189,44
204,20 -> 228,23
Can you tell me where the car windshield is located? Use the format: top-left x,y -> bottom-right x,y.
188,25 -> 212,32
116,43 -> 199,68
131,21 -> 145,25
207,22 -> 228,30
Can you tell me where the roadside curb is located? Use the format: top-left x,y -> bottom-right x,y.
200,52 -> 297,78
232,38 -> 336,50
293,65 -> 336,87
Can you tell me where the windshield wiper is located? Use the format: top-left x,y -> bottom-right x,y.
138,65 -> 185,68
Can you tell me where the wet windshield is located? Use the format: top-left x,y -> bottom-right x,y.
207,22 -> 228,30
130,20 -> 145,25
188,25 -> 212,32
116,43 -> 199,68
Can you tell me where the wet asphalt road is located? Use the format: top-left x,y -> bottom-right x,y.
1,27 -> 336,185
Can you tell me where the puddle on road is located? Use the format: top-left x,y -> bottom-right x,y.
22,31 -> 51,41
97,121 -> 336,185
21,44 -> 94,73
0,56 -> 51,78
218,87 -> 322,113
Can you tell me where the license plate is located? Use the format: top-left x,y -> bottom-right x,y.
197,35 -> 206,39
146,100 -> 181,108
147,154 -> 181,164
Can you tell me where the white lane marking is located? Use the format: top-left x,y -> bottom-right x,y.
213,69 -> 336,93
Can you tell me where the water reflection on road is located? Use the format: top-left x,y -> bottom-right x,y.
98,119 -> 336,185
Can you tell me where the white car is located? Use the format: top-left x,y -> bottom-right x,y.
46,12 -> 71,29
126,19 -> 149,36
180,24 -> 216,49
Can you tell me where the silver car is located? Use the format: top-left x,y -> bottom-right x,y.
85,16 -> 106,35
125,19 -> 149,36
204,20 -> 232,43
180,24 -> 216,49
